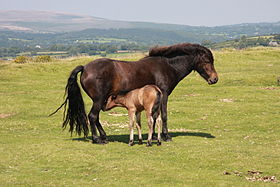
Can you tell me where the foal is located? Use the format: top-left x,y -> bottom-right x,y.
104,85 -> 162,146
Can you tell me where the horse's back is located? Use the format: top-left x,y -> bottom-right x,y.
83,58 -> 115,73
80,57 -> 166,101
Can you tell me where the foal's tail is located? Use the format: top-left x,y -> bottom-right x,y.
50,65 -> 89,137
152,87 -> 163,118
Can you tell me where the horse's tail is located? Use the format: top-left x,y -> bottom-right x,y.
50,65 -> 89,137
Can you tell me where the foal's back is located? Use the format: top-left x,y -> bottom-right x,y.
141,85 -> 162,114
121,85 -> 162,113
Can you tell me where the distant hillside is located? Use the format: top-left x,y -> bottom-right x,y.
1,10 -> 280,41
209,34 -> 280,49
1,10 -> 280,58
0,10 -> 132,32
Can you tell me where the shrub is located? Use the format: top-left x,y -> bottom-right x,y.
34,55 -> 52,63
14,56 -> 30,63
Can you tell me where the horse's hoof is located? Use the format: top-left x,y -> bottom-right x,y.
157,141 -> 162,146
99,136 -> 109,144
138,139 -> 143,145
100,135 -> 108,141
92,140 -> 104,144
101,139 -> 109,144
92,137 -> 108,144
162,134 -> 172,142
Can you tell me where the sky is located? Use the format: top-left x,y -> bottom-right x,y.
1,0 -> 280,26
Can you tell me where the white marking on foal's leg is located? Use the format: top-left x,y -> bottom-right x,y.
128,111 -> 136,146
147,115 -> 153,147
156,115 -> 162,146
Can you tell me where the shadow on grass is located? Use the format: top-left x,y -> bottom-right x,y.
71,131 -> 215,144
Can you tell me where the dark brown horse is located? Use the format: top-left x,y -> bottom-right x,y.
53,43 -> 218,144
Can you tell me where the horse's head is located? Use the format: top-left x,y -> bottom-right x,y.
194,49 -> 218,85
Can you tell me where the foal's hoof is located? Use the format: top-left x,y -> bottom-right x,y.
138,139 -> 143,145
128,141 -> 135,146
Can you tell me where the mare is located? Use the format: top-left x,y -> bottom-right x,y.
52,43 -> 218,144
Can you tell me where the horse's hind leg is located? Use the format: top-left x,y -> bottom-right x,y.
161,93 -> 172,141
152,120 -> 157,140
88,102 -> 107,144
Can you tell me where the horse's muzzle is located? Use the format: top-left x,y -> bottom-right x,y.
208,77 -> 218,85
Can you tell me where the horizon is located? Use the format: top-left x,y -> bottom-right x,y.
1,0 -> 280,27
0,9 -> 279,28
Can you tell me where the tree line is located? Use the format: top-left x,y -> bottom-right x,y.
0,43 -> 148,58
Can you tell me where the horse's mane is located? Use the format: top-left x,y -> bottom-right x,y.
148,43 -> 213,61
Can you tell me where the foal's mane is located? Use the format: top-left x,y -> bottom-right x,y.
148,43 -> 213,61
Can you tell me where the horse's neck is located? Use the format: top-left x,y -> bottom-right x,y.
167,55 -> 195,81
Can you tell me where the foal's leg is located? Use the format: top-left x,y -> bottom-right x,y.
156,115 -> 162,146
88,101 -> 107,144
128,110 -> 136,146
135,112 -> 143,145
152,120 -> 157,140
161,93 -> 172,141
152,110 -> 161,146
147,112 -> 154,147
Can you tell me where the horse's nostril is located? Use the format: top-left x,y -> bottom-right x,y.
213,77 -> 218,83
208,77 -> 218,84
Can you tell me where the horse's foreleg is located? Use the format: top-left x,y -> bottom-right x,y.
88,103 -> 107,144
161,93 -> 172,141
152,119 -> 157,140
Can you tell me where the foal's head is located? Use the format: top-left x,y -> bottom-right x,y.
194,46 -> 218,85
103,95 -> 117,111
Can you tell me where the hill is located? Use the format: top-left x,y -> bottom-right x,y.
1,10 -> 280,38
205,34 -> 280,49
1,10 -> 280,57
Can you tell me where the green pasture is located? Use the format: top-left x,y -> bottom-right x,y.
0,48 -> 280,186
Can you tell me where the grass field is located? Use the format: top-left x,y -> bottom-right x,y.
0,47 -> 280,186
